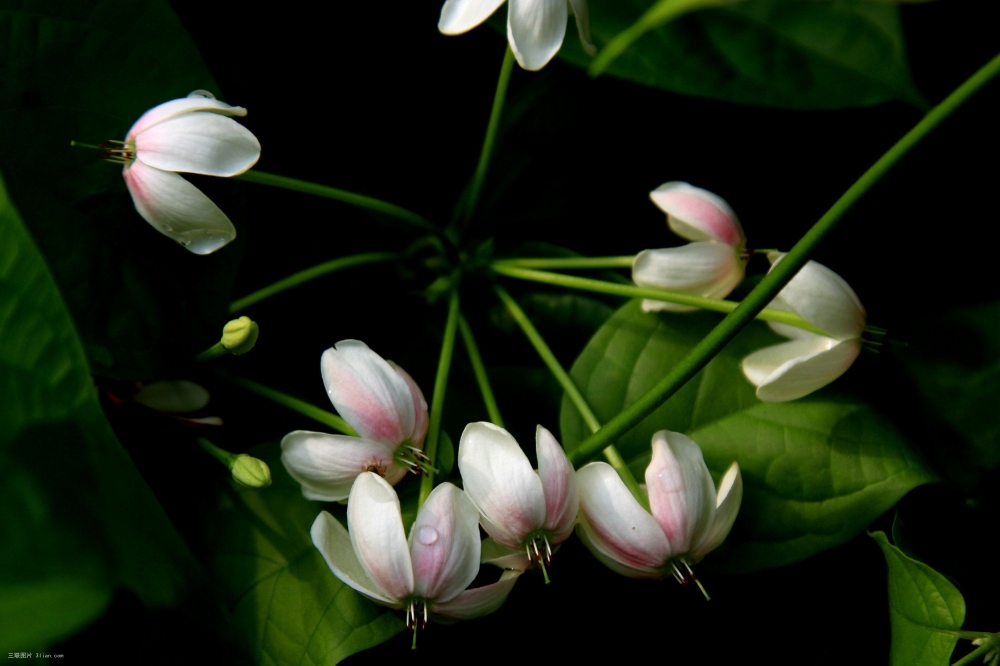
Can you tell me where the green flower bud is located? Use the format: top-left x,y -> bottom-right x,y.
231,455 -> 271,488
222,316 -> 259,355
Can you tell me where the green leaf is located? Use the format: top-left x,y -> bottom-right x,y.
438,430 -> 456,477
560,301 -> 934,572
206,444 -> 403,665
0,0 -> 243,379
559,0 -> 925,109
871,531 -> 966,666
0,170 -> 203,652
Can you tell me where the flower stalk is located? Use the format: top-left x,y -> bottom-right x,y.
457,314 -> 504,427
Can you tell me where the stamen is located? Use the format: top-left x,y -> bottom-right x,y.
422,603 -> 428,628
538,552 -> 551,585
683,560 -> 711,601
670,561 -> 687,585
543,535 -> 552,562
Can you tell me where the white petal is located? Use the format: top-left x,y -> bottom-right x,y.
321,341 -> 416,446
768,255 -> 865,340
311,511 -> 400,608
507,0 -> 568,71
645,431 -> 717,556
633,242 -> 744,312
133,380 -> 209,413
280,431 -> 400,502
126,95 -> 248,141
691,462 -> 742,562
576,462 -> 670,576
742,337 -> 862,402
134,112 -> 260,177
480,537 -> 532,571
347,473 -> 414,603
389,362 -> 429,447
535,425 -> 578,544
409,483 -> 481,604
649,182 -> 745,247
122,161 -> 236,254
439,0 -> 507,34
432,571 -> 522,619
457,422 -> 546,548
568,0 -> 596,55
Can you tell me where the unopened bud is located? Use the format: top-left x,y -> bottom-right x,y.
222,316 -> 259,355
231,455 -> 272,488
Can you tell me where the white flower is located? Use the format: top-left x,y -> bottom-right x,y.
117,91 -> 260,254
634,182 -> 747,312
457,422 -> 578,570
312,473 -> 521,633
439,0 -> 596,71
281,340 -> 429,501
742,254 -> 866,402
576,430 -> 742,581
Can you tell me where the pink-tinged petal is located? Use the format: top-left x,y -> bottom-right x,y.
649,182 -> 745,247
691,462 -> 742,562
577,462 -> 670,576
645,431 -> 717,555
439,0 -> 507,34
134,112 -> 260,177
409,483 -> 481,604
633,242 -> 745,313
431,571 -> 522,620
280,431 -> 401,501
389,362 -> 429,447
568,0 -> 596,55
133,380 -> 209,413
457,422 -> 546,548
480,537 -> 532,571
507,0 -> 568,71
126,94 -> 247,141
347,473 -> 414,603
535,425 -> 578,544
768,254 -> 865,341
321,341 -> 416,446
742,336 -> 862,403
311,511 -> 401,608
122,161 -> 235,255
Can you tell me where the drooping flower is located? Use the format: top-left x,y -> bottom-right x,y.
281,340 -> 429,501
576,430 -> 742,584
439,0 -> 596,71
457,422 -> 578,575
633,182 -> 747,312
742,254 -> 866,402
113,90 -> 261,254
312,473 -> 521,637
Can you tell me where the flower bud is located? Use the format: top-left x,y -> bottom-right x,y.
231,455 -> 272,488
221,316 -> 259,355
649,182 -> 745,248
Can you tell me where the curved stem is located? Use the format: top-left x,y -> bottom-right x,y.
195,340 -> 229,362
951,642 -> 995,666
236,170 -> 438,234
567,50 -> 1000,467
418,289 -> 462,509
458,314 -> 504,428
197,437 -> 238,468
493,256 -> 636,269
229,251 -> 397,312
216,370 -> 357,436
492,263 -> 826,335
493,284 -> 648,509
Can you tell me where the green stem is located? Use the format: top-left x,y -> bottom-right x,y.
492,256 -> 636,269
197,437 -> 238,467
195,341 -> 229,362
236,170 -> 438,234
418,289 -> 462,509
229,251 -> 397,312
951,642 -> 995,666
492,263 -> 826,335
463,45 -> 516,223
493,284 -> 648,509
216,371 -> 357,436
567,50 -> 1000,467
457,314 -> 504,427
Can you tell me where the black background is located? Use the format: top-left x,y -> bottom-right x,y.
59,1 -> 1000,664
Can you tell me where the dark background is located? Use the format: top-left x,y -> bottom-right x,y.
60,1 -> 1000,664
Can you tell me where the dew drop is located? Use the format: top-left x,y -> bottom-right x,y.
416,526 -> 438,546
187,89 -> 216,100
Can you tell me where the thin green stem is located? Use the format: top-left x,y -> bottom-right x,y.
195,341 -> 229,362
197,437 -> 238,467
457,314 -> 504,427
236,170 -> 438,234
418,289 -> 462,509
492,264 -> 826,335
216,371 -> 357,436
493,284 -> 648,509
464,45 -> 516,222
951,642 -> 995,666
229,251 -> 397,312
568,50 -> 1000,467
493,256 -> 636,269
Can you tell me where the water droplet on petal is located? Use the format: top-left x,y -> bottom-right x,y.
416,526 -> 438,546
187,89 -> 216,100
173,228 -> 235,255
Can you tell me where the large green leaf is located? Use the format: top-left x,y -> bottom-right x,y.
0,170 -> 203,653
206,444 -> 403,665
557,0 -> 924,109
871,531 -> 966,666
560,301 -> 934,572
0,0 -> 243,379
